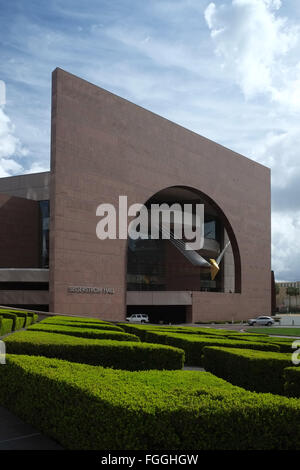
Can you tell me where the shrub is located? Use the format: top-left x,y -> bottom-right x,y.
120,323 -> 238,336
0,312 -> 24,331
27,323 -> 140,342
2,354 -> 300,449
41,315 -> 113,325
4,331 -> 184,371
0,309 -> 31,328
41,319 -> 124,332
0,317 -> 13,336
227,334 -> 295,353
119,323 -> 269,343
263,338 -> 296,353
203,346 -> 295,395
118,323 -> 151,341
133,330 -> 280,367
284,367 -> 300,397
26,312 -> 38,324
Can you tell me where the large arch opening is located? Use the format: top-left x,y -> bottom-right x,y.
126,186 -> 241,323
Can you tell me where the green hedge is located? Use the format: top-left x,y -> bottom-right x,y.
0,309 -> 32,328
118,324 -> 235,343
131,330 -> 280,367
41,318 -> 124,332
118,323 -> 151,341
0,312 -> 24,331
284,367 -> 300,397
0,317 -> 13,336
42,315 -> 113,325
227,334 -> 295,353
2,354 -> 300,449
4,331 -> 184,371
119,323 -> 269,341
27,312 -> 38,324
27,323 -> 140,342
262,337 -> 296,353
203,346 -> 295,395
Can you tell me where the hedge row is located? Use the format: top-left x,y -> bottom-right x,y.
41,318 -> 124,332
119,323 -> 268,341
0,308 -> 38,330
118,323 -> 151,341
155,327 -> 266,338
4,331 -> 184,371
226,334 -> 295,353
0,313 -> 24,331
0,317 -> 13,336
118,323 -> 241,342
202,346 -> 294,395
27,323 -> 140,342
120,328 -> 280,367
284,367 -> 300,397
2,354 -> 300,449
119,323 -> 242,336
41,315 -> 113,326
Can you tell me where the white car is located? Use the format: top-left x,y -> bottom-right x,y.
247,315 -> 275,326
126,314 -> 149,323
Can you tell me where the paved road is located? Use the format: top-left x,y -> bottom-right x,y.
0,406 -> 62,450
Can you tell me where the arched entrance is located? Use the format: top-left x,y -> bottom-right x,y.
126,186 -> 241,323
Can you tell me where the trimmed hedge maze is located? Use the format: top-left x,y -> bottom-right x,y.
202,346 -> 293,395
118,323 -> 300,395
0,318 -> 13,336
1,314 -> 300,449
4,330 -> 184,371
0,308 -> 38,336
27,323 -> 141,342
119,324 -> 281,366
284,367 -> 300,397
3,354 -> 300,450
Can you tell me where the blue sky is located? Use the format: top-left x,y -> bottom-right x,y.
1,0 -> 300,281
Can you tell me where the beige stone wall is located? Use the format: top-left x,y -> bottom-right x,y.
0,172 -> 50,201
49,68 -> 271,322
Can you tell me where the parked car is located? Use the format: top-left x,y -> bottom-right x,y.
247,316 -> 275,326
126,314 -> 149,323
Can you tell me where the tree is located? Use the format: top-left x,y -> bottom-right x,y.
286,287 -> 300,312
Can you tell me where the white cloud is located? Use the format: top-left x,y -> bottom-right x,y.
272,211 -> 300,280
0,159 -> 23,178
0,80 -> 5,106
0,108 -> 26,159
24,161 -> 49,174
204,0 -> 300,107
250,129 -> 300,189
203,1 -> 300,279
247,126 -> 300,280
0,83 -> 27,177
247,127 -> 300,280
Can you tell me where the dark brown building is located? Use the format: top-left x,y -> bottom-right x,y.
0,68 -> 271,323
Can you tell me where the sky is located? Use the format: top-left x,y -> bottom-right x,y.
0,0 -> 300,281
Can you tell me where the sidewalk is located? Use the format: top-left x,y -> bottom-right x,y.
0,406 -> 63,450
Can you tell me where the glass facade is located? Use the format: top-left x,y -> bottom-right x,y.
204,220 -> 216,239
127,238 -> 165,291
127,213 -> 224,292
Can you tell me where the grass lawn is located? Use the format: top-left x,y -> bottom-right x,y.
246,327 -> 300,337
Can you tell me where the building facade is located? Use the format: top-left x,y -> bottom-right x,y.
276,281 -> 300,313
0,68 -> 271,323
